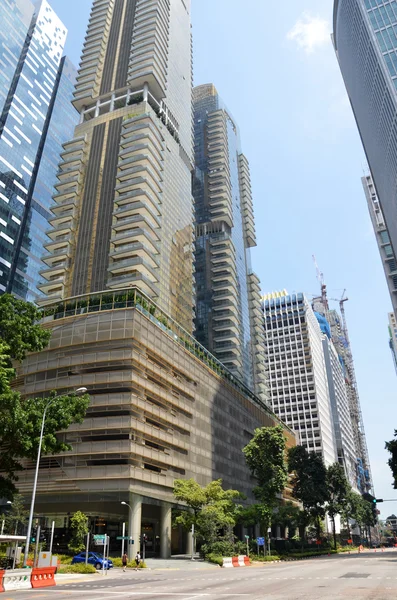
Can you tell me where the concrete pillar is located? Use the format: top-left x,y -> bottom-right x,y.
127,493 -> 142,561
160,504 -> 172,559
143,82 -> 149,103
185,529 -> 193,556
276,526 -> 281,539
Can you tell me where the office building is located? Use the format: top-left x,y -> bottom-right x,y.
14,0 -> 294,558
389,312 -> 397,374
0,0 -> 78,302
362,173 -> 397,315
333,0 -> 397,258
193,84 -> 266,400
263,291 -> 337,466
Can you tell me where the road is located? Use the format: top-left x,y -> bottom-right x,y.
3,550 -> 397,600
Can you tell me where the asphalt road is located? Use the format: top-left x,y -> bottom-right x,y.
4,550 -> 397,600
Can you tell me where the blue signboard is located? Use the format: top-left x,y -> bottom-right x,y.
257,537 -> 265,546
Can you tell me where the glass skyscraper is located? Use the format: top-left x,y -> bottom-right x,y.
193,84 -> 267,400
333,0 -> 397,258
0,0 -> 78,302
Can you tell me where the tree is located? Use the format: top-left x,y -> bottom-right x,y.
325,463 -> 351,550
272,502 -> 301,538
68,511 -> 89,554
340,490 -> 363,539
2,494 -> 29,535
243,425 -> 288,548
0,294 -> 90,498
385,431 -> 397,488
173,479 -> 242,555
288,446 -> 328,540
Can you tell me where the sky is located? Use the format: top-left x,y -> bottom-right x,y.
50,0 -> 397,518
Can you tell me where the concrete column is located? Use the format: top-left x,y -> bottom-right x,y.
185,529 -> 193,556
254,524 -> 260,538
276,526 -> 281,539
127,493 -> 142,560
160,504 -> 172,559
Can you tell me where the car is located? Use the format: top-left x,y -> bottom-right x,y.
71,552 -> 113,570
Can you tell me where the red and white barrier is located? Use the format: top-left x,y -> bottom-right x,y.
222,555 -> 250,568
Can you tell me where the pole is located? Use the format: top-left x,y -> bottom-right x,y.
34,525 -> 41,567
106,535 -> 110,576
121,522 -> 125,558
246,537 -> 249,557
12,542 -> 18,569
23,402 -> 51,567
49,521 -> 55,554
143,535 -> 145,562
102,536 -> 107,577
1,521 -> 4,535
191,524 -> 194,560
85,532 -> 90,565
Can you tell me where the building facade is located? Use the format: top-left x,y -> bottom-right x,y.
388,311 -> 397,373
362,173 -> 397,315
313,295 -> 372,493
15,288 -> 295,557
13,0 -> 292,558
39,0 -> 195,333
321,335 -> 358,489
333,0 -> 397,257
193,84 -> 266,400
0,0 -> 78,302
263,291 -> 337,466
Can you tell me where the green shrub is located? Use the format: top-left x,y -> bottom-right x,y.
110,557 -> 147,569
58,564 -> 96,574
201,541 -> 235,558
251,554 -> 281,562
206,554 -> 223,566
57,554 -> 73,565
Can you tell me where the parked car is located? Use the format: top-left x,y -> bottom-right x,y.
72,552 -> 113,570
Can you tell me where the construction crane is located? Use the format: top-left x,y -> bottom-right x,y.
312,255 -> 329,312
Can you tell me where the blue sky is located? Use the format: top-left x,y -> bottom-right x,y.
50,0 -> 397,516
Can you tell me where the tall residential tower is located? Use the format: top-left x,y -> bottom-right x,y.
193,84 -> 266,400
0,0 -> 78,302
14,0 -> 294,559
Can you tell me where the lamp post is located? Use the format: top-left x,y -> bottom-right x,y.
23,387 -> 88,567
121,501 -> 133,560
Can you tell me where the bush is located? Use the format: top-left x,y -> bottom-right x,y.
110,557 -> 147,568
58,564 -> 96,574
201,541 -> 235,558
251,554 -> 281,562
57,554 -> 73,565
206,554 -> 223,566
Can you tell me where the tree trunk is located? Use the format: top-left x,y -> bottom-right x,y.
332,516 -> 337,551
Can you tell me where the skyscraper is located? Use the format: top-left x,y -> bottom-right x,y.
0,0 -> 78,301
362,172 -> 397,316
313,297 -> 372,493
263,291 -> 338,467
39,0 -> 195,332
14,0 -> 294,559
388,311 -> 397,374
333,0 -> 397,257
193,84 -> 267,400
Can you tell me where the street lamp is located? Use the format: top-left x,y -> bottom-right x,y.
121,502 -> 133,560
23,387 -> 88,567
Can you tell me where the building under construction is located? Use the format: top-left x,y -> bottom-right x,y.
312,288 -> 372,494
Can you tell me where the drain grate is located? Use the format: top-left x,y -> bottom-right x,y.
341,573 -> 370,579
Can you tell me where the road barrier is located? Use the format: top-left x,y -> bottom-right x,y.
31,567 -> 56,589
0,570 -> 4,593
222,557 -> 233,568
3,569 -> 32,591
222,555 -> 250,568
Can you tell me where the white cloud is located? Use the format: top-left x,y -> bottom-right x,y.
287,12 -> 330,54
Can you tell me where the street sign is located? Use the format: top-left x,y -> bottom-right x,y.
244,535 -> 249,540
93,535 -> 106,540
117,536 -> 133,540
93,535 -> 106,545
257,537 -> 265,546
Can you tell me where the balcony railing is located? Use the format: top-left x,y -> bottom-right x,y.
39,287 -> 290,431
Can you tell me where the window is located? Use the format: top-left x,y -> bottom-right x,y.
380,230 -> 390,244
